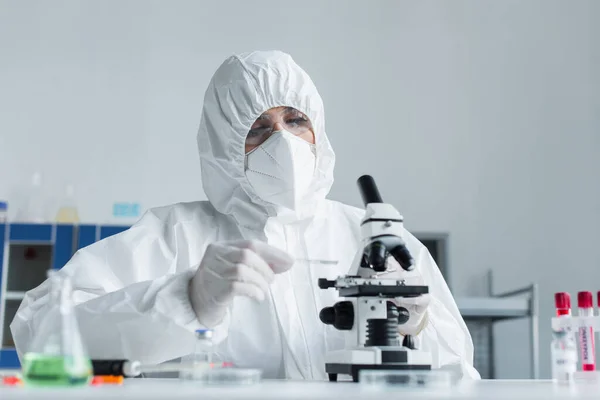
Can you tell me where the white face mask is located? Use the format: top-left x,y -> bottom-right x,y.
245,130 -> 316,211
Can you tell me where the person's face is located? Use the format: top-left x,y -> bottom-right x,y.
245,106 -> 315,153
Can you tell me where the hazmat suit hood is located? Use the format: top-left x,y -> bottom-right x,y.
197,51 -> 335,229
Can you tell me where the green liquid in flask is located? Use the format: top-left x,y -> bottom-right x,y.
22,353 -> 92,387
23,271 -> 93,387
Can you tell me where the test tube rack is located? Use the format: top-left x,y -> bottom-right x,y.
552,315 -> 600,334
552,291 -> 600,381
552,315 -> 600,382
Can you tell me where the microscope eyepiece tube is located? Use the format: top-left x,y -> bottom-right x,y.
357,175 -> 383,205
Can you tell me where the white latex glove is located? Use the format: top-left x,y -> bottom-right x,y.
189,240 -> 293,327
394,294 -> 431,336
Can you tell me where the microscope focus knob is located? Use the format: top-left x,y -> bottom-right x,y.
319,301 -> 354,330
402,335 -> 415,350
397,306 -> 410,325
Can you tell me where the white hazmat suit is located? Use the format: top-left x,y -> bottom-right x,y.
11,50 -> 479,380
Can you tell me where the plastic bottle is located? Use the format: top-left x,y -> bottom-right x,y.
55,184 -> 80,224
0,201 -> 7,223
551,329 -> 577,384
21,271 -> 93,387
192,329 -> 214,365
180,329 -> 213,380
15,172 -> 47,223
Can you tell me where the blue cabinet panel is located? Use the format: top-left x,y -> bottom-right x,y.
0,349 -> 20,368
100,225 -> 129,239
0,224 -> 5,298
1,223 -> 133,362
9,224 -> 53,242
77,224 -> 97,250
53,224 -> 75,270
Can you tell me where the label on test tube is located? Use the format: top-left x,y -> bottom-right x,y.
578,291 -> 596,371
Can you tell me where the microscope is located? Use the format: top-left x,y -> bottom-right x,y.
317,175 -> 432,382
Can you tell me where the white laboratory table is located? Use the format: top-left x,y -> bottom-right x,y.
1,378 -> 600,400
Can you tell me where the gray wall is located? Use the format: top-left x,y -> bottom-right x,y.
1,0 -> 599,379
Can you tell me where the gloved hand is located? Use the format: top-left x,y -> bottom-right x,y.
394,294 -> 431,336
189,240 -> 293,328
384,257 -> 431,337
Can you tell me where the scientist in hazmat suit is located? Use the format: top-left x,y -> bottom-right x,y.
11,50 -> 479,380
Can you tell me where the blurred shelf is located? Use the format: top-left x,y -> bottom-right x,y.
4,292 -> 26,301
457,296 -> 530,321
455,272 -> 539,380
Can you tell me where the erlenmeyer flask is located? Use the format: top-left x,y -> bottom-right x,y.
22,270 -> 92,387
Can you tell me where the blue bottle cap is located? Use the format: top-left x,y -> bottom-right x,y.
0,201 -> 7,210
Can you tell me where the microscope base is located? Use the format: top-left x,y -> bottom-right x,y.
325,363 -> 431,382
324,347 -> 432,382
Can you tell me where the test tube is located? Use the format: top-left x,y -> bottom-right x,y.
551,330 -> 577,384
577,291 -> 596,371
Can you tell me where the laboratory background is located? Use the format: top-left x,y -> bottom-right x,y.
0,0 -> 599,383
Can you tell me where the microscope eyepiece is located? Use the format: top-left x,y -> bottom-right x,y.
357,175 -> 383,205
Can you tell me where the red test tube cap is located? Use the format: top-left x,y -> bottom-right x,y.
578,291 -> 593,308
555,292 -> 571,315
